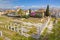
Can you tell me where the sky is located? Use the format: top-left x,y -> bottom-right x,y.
0,0 -> 60,9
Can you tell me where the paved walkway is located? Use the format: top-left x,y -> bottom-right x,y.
31,17 -> 51,39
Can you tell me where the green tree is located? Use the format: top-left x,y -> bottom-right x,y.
45,5 -> 50,16
29,9 -> 31,13
17,9 -> 24,17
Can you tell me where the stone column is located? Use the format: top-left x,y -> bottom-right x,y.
0,31 -> 2,36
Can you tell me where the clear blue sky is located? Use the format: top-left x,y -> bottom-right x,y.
0,0 -> 60,9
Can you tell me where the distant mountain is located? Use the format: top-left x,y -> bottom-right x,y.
0,7 -> 60,12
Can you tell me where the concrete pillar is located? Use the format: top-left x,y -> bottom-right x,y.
42,12 -> 44,18
0,31 -> 2,36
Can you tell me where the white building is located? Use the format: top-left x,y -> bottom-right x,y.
0,12 -> 5,16
25,10 -> 30,16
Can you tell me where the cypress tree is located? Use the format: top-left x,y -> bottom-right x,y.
29,9 -> 31,13
29,9 -> 31,16
45,5 -> 50,16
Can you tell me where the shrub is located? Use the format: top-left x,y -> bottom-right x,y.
22,15 -> 30,19
35,14 -> 42,18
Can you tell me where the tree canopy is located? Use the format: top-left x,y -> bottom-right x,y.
45,5 -> 50,16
